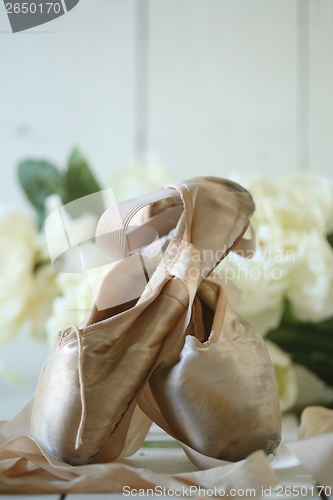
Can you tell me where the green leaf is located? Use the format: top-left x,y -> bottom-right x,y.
292,352 -> 333,388
281,298 -> 300,327
328,232 -> 333,249
301,315 -> 333,335
266,326 -> 333,356
64,148 -> 104,217
18,160 -> 66,227
266,299 -> 333,391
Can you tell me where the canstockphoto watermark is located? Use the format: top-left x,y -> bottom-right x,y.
123,485 -> 256,497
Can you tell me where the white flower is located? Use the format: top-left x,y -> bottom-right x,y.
46,267 -> 106,346
288,173 -> 333,234
286,230 -> 333,322
216,220 -> 294,335
293,364 -> 333,410
265,340 -> 298,413
45,273 -> 91,345
230,172 -> 333,235
42,194 -> 109,345
217,173 -> 333,330
35,193 -> 64,261
25,264 -> 59,341
0,208 -> 61,351
40,194 -> 99,271
110,161 -> 172,201
0,210 -> 37,347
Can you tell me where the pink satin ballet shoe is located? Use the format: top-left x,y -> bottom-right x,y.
31,177 -> 255,465
139,277 -> 282,463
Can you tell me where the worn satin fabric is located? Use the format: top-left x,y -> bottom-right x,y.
1,177 -> 331,492
146,278 -> 281,463
30,177 -> 256,465
298,406 -> 333,439
1,402 -> 333,494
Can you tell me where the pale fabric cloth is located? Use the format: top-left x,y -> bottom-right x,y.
0,398 -> 333,494
298,406 -> 333,439
1,179 -> 331,493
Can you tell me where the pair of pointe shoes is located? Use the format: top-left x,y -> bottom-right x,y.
31,177 -> 281,466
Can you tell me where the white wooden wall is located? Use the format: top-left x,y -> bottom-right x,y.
309,0 -> 333,176
0,0 -> 332,209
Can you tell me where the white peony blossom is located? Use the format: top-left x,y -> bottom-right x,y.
216,173 -> 333,332
288,173 -> 333,234
230,173 -> 333,236
0,210 -> 37,347
40,193 -> 99,272
25,264 -> 59,341
217,219 -> 294,335
286,230 -> 333,322
45,268 -> 105,346
0,208 -> 60,351
293,364 -> 333,410
110,161 -> 172,201
265,340 -> 298,413
45,273 -> 91,346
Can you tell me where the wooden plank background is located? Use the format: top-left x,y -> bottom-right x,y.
0,0 -> 332,209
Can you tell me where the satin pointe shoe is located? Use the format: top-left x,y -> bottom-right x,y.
139,276 -> 282,464
31,177 -> 255,466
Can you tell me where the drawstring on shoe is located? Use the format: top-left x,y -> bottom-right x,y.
61,325 -> 86,450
